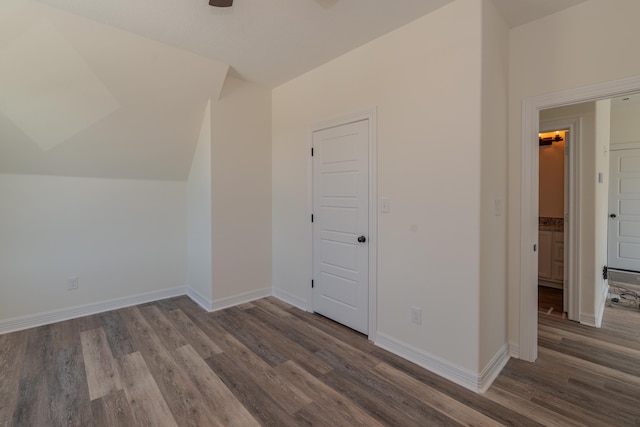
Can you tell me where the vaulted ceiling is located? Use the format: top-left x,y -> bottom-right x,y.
0,0 -> 587,180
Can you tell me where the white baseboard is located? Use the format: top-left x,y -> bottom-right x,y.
210,287 -> 272,312
186,287 -> 214,312
508,342 -> 520,359
0,286 -> 187,335
581,283 -> 609,328
595,282 -> 609,328
375,332 -> 482,392
580,313 -> 597,327
478,344 -> 510,393
272,287 -> 309,312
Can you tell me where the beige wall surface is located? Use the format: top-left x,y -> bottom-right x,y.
273,0 -> 485,373
211,76 -> 272,302
611,98 -> 640,144
479,0 -> 509,371
187,101 -> 213,303
538,132 -> 565,219
508,0 -> 640,345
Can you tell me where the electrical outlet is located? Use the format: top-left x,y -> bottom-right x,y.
67,277 -> 79,290
411,307 -> 422,325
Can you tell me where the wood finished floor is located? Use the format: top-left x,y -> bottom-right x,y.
538,286 -> 564,318
1,296 -> 640,426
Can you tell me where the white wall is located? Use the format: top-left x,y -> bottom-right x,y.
508,0 -> 640,345
210,76 -> 272,303
0,174 -> 186,321
187,101 -> 213,303
273,0 -> 487,374
479,0 -> 509,370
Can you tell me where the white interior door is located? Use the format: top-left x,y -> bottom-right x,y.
608,148 -> 640,272
312,119 -> 369,334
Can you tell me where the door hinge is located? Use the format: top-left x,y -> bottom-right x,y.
311,147 -> 314,156
533,244 -> 537,252
603,266 -> 608,280
311,214 -> 314,223
311,279 -> 314,288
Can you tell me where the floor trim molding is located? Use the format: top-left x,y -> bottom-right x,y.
479,344 -> 510,393
509,342 -> 520,359
272,288 -> 309,312
210,287 -> 272,312
186,287 -> 214,312
374,332 -> 482,392
0,286 -> 187,335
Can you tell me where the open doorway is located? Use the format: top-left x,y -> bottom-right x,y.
537,128 -> 568,319
519,76 -> 640,363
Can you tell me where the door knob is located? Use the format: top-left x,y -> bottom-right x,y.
610,214 -> 617,218
357,235 -> 367,243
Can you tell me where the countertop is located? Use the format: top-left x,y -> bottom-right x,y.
539,217 -> 564,232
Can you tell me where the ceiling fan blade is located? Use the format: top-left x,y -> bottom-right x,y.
209,0 -> 233,7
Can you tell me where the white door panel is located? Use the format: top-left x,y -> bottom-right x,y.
609,149 -> 640,272
313,119 -> 369,334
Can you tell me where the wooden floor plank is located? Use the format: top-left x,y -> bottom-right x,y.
4,296 -> 640,426
252,297 -> 292,318
206,352 -> 301,427
51,318 -> 80,351
118,351 -> 178,427
211,330 -> 312,414
483,382 -> 595,427
139,304 -> 189,351
374,362 -> 502,427
213,308 -> 290,367
233,306 -> 333,375
11,325 -> 53,427
165,308 -> 223,358
90,389 -> 137,427
80,327 -> 123,400
49,344 -> 93,427
0,331 -> 28,426
173,344 -> 259,427
538,346 -> 640,388
276,360 -> 385,427
120,306 -> 221,426
99,310 -> 136,358
317,349 -> 467,427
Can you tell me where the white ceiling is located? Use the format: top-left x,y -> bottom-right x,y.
0,0 -> 589,180
33,0 -> 456,88
31,0 -> 588,88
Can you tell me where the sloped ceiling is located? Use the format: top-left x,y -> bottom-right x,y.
0,1 -> 228,180
492,0 -> 587,29
0,0 -> 589,180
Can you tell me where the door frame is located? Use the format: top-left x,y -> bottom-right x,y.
308,107 -> 378,341
539,117 -> 580,322
519,76 -> 640,362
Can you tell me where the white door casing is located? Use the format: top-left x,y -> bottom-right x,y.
312,119 -> 369,334
608,148 -> 640,272
520,76 -> 640,362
